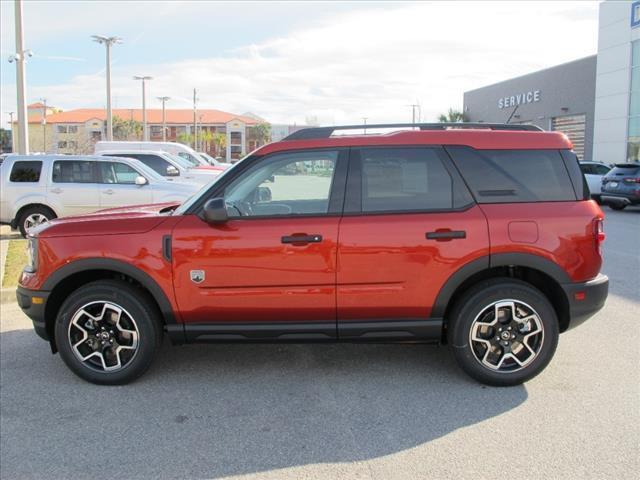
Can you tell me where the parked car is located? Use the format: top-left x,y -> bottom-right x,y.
600,162 -> 640,210
97,150 -> 220,185
16,123 -> 608,386
96,141 -> 204,168
579,161 -> 611,202
0,154 -> 200,236
198,151 -> 231,169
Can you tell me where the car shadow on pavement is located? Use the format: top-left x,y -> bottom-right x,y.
0,329 -> 527,479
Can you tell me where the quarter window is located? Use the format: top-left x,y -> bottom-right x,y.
52,161 -> 96,183
9,161 -> 42,182
223,151 -> 338,217
448,147 -> 576,203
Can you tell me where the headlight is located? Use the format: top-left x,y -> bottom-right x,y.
25,236 -> 38,273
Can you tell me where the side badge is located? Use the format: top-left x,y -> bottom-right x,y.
190,270 -> 205,284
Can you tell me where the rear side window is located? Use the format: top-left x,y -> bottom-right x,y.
9,161 -> 42,182
350,147 -> 473,213
52,161 -> 96,183
448,147 -> 576,203
607,165 -> 640,177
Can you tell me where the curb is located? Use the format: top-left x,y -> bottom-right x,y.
1,288 -> 16,305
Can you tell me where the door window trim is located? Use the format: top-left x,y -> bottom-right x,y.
343,145 -> 475,216
187,147 -> 350,219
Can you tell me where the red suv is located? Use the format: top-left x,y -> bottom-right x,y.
16,123 -> 609,386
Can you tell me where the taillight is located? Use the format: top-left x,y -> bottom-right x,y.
594,218 -> 605,256
623,177 -> 640,183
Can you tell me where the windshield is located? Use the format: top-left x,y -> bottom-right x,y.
172,159 -> 243,215
199,152 -> 217,165
177,151 -> 202,167
166,153 -> 194,169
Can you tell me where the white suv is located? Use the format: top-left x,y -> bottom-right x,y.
0,154 -> 201,237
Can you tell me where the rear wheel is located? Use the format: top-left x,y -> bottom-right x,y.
448,279 -> 559,386
18,205 -> 56,237
55,280 -> 162,385
608,204 -> 626,211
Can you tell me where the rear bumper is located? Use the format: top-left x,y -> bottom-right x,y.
16,286 -> 50,341
561,274 -> 609,331
601,193 -> 640,206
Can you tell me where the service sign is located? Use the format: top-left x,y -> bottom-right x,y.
498,90 -> 541,109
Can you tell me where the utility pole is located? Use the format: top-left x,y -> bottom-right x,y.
13,0 -> 29,154
157,96 -> 170,141
133,76 -> 152,141
40,98 -> 47,152
91,35 -> 122,141
8,112 -> 15,152
193,88 -> 197,150
362,117 -> 368,134
408,104 -> 419,124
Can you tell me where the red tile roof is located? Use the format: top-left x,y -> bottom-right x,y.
29,108 -> 259,125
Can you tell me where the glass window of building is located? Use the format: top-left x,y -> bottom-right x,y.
629,39 -> 640,163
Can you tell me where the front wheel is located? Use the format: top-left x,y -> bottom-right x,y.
55,280 -> 162,385
18,205 -> 56,237
448,279 -> 559,386
608,204 -> 626,211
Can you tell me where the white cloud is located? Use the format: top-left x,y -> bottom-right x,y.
1,1 -> 598,127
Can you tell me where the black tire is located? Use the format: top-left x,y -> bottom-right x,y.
448,279 -> 559,387
17,205 -> 56,237
592,194 -> 602,205
608,203 -> 626,211
55,280 -> 162,385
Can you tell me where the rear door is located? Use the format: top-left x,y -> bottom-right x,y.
50,160 -> 101,216
97,160 -> 153,208
336,147 -> 489,339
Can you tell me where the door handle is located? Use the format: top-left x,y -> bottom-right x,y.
281,234 -> 323,245
426,230 -> 466,241
103,189 -> 115,195
50,188 -> 63,194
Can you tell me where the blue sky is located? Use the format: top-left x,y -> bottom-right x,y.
1,1 -> 599,125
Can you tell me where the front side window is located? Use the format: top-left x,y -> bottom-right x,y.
119,153 -> 175,177
10,161 -> 42,182
358,148 -> 457,212
52,161 -> 95,183
99,162 -> 140,184
223,150 -> 338,217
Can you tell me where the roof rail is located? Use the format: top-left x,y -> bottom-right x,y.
283,122 -> 543,140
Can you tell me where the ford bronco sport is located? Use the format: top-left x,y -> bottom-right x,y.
16,123 -> 609,386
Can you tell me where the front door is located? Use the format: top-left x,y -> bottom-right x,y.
336,147 -> 489,338
171,149 -> 347,328
97,161 -> 153,209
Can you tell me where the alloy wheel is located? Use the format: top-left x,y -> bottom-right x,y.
68,301 -> 140,372
24,213 -> 49,232
468,299 -> 544,373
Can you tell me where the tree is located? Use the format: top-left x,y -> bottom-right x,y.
112,116 -> 143,140
199,129 -> 214,152
212,132 -> 226,157
438,108 -> 466,123
176,132 -> 194,146
253,122 -> 271,146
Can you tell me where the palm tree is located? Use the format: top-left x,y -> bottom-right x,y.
212,132 -> 227,157
200,130 -> 214,152
438,108 -> 466,123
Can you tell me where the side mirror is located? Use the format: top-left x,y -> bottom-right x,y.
135,175 -> 148,186
166,165 -> 180,176
203,198 -> 228,224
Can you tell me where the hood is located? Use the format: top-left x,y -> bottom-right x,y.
38,202 -> 180,238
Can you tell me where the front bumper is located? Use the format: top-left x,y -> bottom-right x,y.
16,286 -> 50,341
561,273 -> 609,331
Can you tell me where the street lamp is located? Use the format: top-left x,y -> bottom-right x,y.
10,0 -> 31,154
157,96 -> 170,141
91,35 -> 121,141
8,111 -> 15,152
40,97 -> 47,152
133,76 -> 152,141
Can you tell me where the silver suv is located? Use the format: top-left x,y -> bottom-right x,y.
0,154 -> 201,236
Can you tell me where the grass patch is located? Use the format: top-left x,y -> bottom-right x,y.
2,239 -> 27,288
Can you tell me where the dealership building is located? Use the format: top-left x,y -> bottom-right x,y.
464,0 -> 639,163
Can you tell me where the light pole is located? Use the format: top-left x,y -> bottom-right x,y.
91,35 -> 122,142
8,112 -> 15,152
157,96 -> 170,141
11,0 -> 30,154
362,117 -> 368,134
40,98 -> 47,152
133,76 -> 152,141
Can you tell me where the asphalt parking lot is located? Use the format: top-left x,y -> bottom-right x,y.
1,209 -> 638,480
